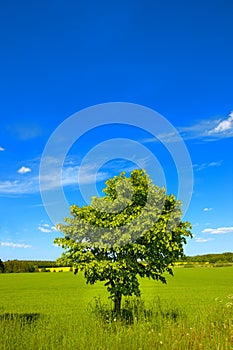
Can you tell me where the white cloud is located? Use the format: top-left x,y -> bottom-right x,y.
0,155 -> 150,195
0,242 -> 32,248
0,164 -> 105,195
178,113 -> 233,140
142,132 -> 179,144
203,207 -> 212,212
195,238 -> 214,243
209,112 -> 233,134
39,162 -> 108,191
0,162 -> 104,195
17,166 -> 31,174
202,226 -> 233,234
38,227 -> 51,233
40,155 -> 141,192
193,161 -> 222,172
0,179 -> 38,195
178,119 -> 219,140
0,146 -> 5,151
141,112 -> 233,143
38,224 -> 57,233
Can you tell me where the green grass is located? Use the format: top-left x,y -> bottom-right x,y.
0,267 -> 232,349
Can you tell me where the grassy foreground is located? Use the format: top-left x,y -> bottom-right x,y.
0,267 -> 232,350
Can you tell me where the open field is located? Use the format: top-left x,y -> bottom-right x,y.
0,267 -> 232,349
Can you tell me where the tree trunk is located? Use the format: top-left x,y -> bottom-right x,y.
113,291 -> 122,315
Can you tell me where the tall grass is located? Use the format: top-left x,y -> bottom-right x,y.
0,267 -> 232,349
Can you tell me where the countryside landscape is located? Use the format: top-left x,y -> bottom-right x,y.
1,1 -> 233,349
1,170 -> 232,349
0,255 -> 233,349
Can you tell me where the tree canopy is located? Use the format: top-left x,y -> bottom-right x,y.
0,259 -> 4,273
55,169 -> 192,313
2,260 -> 36,273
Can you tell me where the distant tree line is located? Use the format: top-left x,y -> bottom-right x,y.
182,252 -> 233,264
0,260 -> 58,273
0,259 -> 4,273
0,253 -> 232,273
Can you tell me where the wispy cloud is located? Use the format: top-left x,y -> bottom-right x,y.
193,161 -> 222,172
17,166 -> 31,174
195,238 -> 214,243
0,160 -> 108,195
203,207 -> 212,212
179,112 -> 233,141
177,119 -> 219,140
208,112 -> 233,134
38,224 -> 57,233
0,242 -> 32,248
142,112 -> 233,143
0,146 -> 5,151
40,161 -> 109,191
1,154 -> 159,196
40,155 -> 146,192
202,226 -> 233,234
0,179 -> 38,195
142,132 -> 180,144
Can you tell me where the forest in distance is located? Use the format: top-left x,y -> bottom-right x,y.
1,252 -> 233,273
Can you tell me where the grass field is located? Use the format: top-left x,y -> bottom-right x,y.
0,267 -> 232,349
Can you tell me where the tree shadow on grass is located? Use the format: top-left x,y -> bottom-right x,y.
89,297 -> 183,325
0,312 -> 40,326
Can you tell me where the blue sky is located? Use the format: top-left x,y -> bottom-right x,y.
0,0 -> 232,261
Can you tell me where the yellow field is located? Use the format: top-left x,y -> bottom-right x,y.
38,266 -> 71,272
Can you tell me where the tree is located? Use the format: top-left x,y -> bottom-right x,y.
3,260 -> 36,273
0,259 -> 4,273
55,169 -> 192,314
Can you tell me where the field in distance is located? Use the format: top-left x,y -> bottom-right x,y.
38,266 -> 72,272
0,267 -> 232,349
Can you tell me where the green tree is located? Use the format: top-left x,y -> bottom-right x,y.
3,260 -> 36,273
0,259 -> 4,273
55,169 -> 192,314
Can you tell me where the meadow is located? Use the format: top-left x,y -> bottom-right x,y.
0,267 -> 232,350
